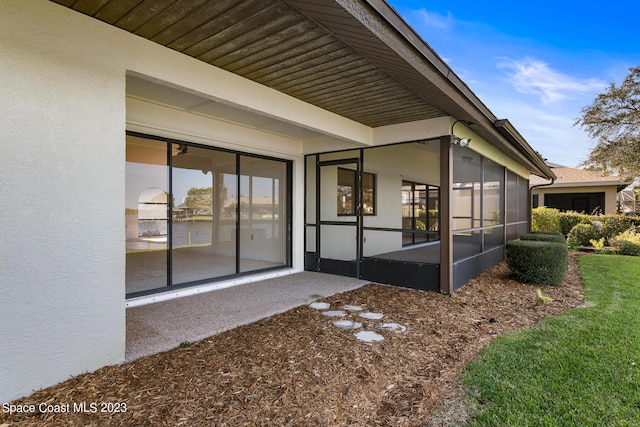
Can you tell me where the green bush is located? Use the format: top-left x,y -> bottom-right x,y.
531,207 -> 562,233
558,212 -> 591,236
506,239 -> 568,285
520,231 -> 566,244
532,210 -> 640,247
598,215 -> 635,244
567,223 -> 598,248
611,229 -> 640,256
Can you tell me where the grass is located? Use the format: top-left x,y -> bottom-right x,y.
463,255 -> 640,426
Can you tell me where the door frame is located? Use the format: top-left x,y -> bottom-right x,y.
314,153 -> 363,277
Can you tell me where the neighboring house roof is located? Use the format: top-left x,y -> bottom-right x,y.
52,0 -> 554,180
530,166 -> 627,190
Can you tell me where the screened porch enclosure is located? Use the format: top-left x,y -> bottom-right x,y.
305,139 -> 530,293
305,140 -> 442,292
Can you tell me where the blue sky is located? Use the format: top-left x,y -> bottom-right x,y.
387,0 -> 640,167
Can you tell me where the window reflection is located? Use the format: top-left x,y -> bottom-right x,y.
337,168 -> 376,216
125,135 -> 290,296
171,145 -> 237,284
239,156 -> 288,273
125,136 -> 168,294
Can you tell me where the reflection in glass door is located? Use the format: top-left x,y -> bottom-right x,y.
239,156 -> 288,273
125,136 -> 168,294
171,145 -> 237,284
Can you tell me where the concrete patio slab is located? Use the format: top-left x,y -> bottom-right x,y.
125,271 -> 369,362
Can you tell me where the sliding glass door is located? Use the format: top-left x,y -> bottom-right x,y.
125,133 -> 291,297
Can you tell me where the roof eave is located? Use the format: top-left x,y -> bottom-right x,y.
354,0 -> 556,179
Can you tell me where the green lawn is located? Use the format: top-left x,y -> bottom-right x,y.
463,255 -> 640,426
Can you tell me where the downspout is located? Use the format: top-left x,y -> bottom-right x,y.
529,176 -> 556,230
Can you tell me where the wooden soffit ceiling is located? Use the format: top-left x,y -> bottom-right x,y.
50,0 -> 457,128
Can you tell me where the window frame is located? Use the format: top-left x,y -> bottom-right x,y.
336,167 -> 376,216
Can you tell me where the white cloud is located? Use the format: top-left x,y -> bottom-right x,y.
479,93 -> 595,167
498,58 -> 606,104
413,9 -> 454,30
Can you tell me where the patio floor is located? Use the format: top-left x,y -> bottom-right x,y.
125,271 -> 369,362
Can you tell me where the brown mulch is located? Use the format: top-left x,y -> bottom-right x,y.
1,254 -> 585,426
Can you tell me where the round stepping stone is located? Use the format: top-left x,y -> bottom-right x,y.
309,302 -> 330,310
354,330 -> 384,342
342,305 -> 363,311
333,320 -> 362,329
322,310 -> 346,317
381,323 -> 407,333
359,312 -> 383,320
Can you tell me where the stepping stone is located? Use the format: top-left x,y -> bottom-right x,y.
354,330 -> 384,342
342,305 -> 363,311
322,310 -> 346,317
359,312 -> 383,320
333,320 -> 362,329
381,323 -> 407,333
309,302 -> 330,310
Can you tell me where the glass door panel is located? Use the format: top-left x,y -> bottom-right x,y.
171,145 -> 237,284
239,156 -> 288,273
125,136 -> 169,294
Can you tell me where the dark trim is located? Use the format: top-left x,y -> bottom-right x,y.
318,158 -> 360,167
318,258 -> 357,277
286,160 -> 293,266
315,154 -> 321,269
166,141 -> 173,289
453,246 -> 504,290
235,153 -> 241,275
360,257 -> 439,292
320,220 -> 358,226
439,135 -> 453,294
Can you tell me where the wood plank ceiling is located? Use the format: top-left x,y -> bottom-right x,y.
51,0 -> 448,128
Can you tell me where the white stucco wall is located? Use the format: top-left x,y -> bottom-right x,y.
0,0 -> 373,402
0,1 -> 126,402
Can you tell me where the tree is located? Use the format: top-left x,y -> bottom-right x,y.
575,66 -> 640,180
184,187 -> 213,215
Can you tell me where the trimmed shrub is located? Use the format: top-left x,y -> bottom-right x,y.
520,231 -> 566,244
558,212 -> 591,236
506,239 -> 568,285
611,229 -> 640,256
532,207 -> 562,233
567,223 -> 599,248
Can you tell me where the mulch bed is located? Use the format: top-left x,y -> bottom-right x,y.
1,254 -> 584,426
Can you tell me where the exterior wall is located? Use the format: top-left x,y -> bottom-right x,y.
1,1 -> 126,402
372,117 -> 450,145
533,185 -> 618,214
0,0 -> 367,402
